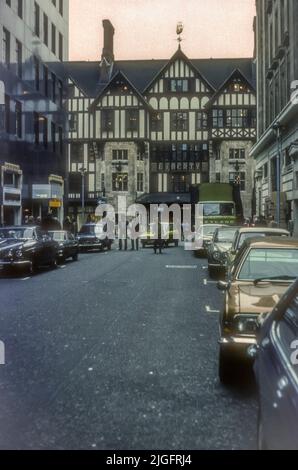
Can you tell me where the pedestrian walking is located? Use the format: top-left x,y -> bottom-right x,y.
118,220 -> 128,251
153,222 -> 164,255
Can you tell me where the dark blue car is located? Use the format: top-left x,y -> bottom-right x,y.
253,278 -> 298,450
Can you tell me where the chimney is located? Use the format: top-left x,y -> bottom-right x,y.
101,19 -> 114,65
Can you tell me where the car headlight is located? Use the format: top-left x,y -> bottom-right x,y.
234,315 -> 259,334
15,249 -> 24,258
212,251 -> 221,260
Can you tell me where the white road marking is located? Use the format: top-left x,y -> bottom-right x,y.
166,265 -> 198,270
206,305 -> 220,313
21,277 -> 31,281
203,278 -> 218,285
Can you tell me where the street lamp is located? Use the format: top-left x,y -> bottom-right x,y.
273,122 -> 283,226
79,167 -> 87,222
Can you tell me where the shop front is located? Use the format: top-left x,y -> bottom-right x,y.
0,163 -> 22,226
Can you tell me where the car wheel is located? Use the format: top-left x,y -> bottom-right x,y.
257,409 -> 267,450
208,265 -> 215,278
218,347 -> 233,385
50,257 -> 58,269
72,253 -> 79,261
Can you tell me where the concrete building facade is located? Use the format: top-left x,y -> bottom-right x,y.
251,0 -> 298,233
0,0 -> 69,225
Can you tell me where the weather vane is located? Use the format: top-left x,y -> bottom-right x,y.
176,22 -> 184,45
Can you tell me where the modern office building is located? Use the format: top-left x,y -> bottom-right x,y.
251,0 -> 298,233
63,20 -> 257,224
0,0 -> 69,225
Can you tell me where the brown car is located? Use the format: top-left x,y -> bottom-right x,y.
217,237 -> 298,384
227,227 -> 290,269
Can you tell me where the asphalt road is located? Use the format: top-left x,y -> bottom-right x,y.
0,244 -> 257,450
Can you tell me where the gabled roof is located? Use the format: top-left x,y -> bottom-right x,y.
61,55 -> 255,98
89,69 -> 154,112
205,68 -> 256,108
142,47 -> 215,94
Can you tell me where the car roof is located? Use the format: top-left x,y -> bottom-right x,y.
237,227 -> 290,234
0,225 -> 37,229
243,237 -> 298,249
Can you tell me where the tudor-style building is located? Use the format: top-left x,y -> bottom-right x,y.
64,20 -> 256,224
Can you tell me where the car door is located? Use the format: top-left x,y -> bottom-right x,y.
260,293 -> 298,449
68,232 -> 77,256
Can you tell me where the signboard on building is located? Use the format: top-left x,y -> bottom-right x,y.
32,184 -> 51,199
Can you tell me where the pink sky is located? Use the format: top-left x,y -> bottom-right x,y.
70,0 -> 256,61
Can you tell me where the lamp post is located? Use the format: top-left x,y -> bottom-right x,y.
79,167 -> 87,222
273,122 -> 282,227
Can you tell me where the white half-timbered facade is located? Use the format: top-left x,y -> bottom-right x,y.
65,20 -> 257,222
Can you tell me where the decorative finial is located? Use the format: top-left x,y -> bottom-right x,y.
176,22 -> 184,47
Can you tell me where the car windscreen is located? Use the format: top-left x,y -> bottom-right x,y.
214,229 -> 237,243
238,248 -> 298,281
0,228 -> 34,240
49,232 -> 65,241
200,203 -> 234,217
238,232 -> 288,249
79,225 -> 95,235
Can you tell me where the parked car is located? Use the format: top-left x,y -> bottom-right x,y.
217,237 -> 298,384
77,223 -> 112,252
227,227 -> 290,269
194,224 -> 227,257
253,279 -> 298,449
0,226 -> 58,274
207,226 -> 240,278
141,222 -> 179,248
48,230 -> 79,263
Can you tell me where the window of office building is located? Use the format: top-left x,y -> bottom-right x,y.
43,14 -> 48,46
126,109 -> 139,132
58,126 -> 63,154
171,112 -> 188,131
43,65 -> 48,97
69,114 -> 78,132
112,149 -> 128,160
58,80 -> 63,107
169,79 -> 190,92
212,109 -> 224,128
16,39 -> 22,78
51,122 -> 56,152
15,101 -> 22,138
101,173 -> 105,192
41,116 -> 48,148
33,112 -> 39,145
17,0 -> 23,18
59,0 -> 63,16
6,0 -> 11,7
34,2 -> 40,37
226,109 -> 249,127
51,24 -> 56,54
5,95 -> 10,134
51,73 -> 56,102
101,109 -> 114,132
196,112 -> 208,130
263,162 -> 268,179
215,173 -> 221,183
34,56 -> 39,91
137,173 -> 144,192
112,173 -> 128,192
3,28 -> 10,67
59,33 -> 63,61
151,112 -> 163,132
229,148 -> 246,160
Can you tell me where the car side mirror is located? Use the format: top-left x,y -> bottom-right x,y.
217,281 -> 229,291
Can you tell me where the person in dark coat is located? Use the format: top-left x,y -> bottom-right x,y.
42,212 -> 62,231
153,222 -> 164,255
63,216 -> 73,232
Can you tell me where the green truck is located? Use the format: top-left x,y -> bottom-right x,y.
193,183 -> 243,225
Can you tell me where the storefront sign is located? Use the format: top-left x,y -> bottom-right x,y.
32,184 -> 51,199
49,199 -> 62,208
